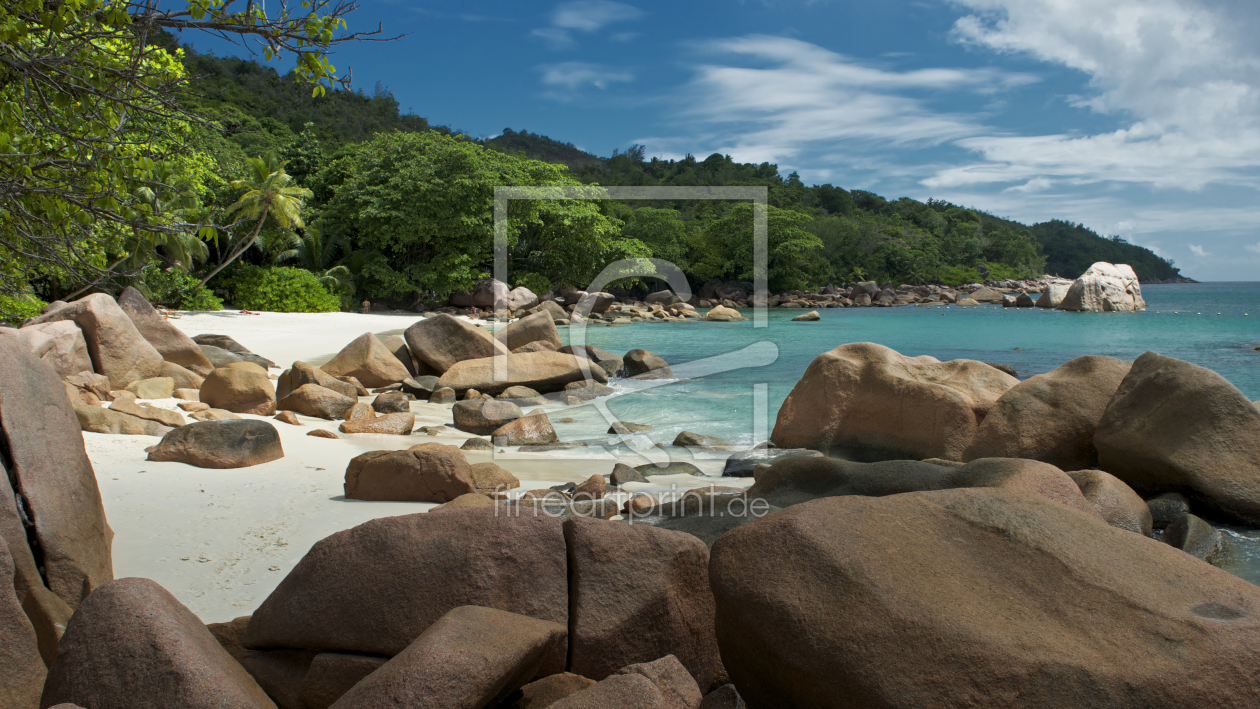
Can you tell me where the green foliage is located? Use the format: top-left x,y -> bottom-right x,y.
1031,220 -> 1182,281
936,262 -> 1030,287
513,272 -> 553,296
703,204 -> 828,292
0,294 -> 48,325
141,265 -> 223,310
317,132 -> 641,300
483,128 -> 602,169
220,265 -> 340,312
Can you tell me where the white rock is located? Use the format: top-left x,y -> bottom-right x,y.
1057,263 -> 1145,313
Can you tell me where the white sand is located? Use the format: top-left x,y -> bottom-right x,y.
85,310 -> 749,623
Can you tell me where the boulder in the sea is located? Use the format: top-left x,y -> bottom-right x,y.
116,286 -> 214,369
771,342 -> 1017,461
622,349 -> 672,380
492,410 -> 559,446
791,310 -> 820,321
200,368 -> 277,416
1068,470 -> 1152,536
1163,513 -> 1223,561
611,463 -> 648,486
23,293 -> 164,389
403,313 -> 510,374
1035,282 -> 1071,308
244,508 -> 569,674
146,420 -> 284,469
703,305 -> 742,322
438,351 -> 607,396
370,391 -> 411,414
559,344 -> 624,378
328,605 -> 566,709
722,448 -> 822,477
453,398 -> 523,435
40,577 -> 274,709
1057,262 -> 1146,312
338,412 -> 415,435
1094,351 -> 1260,524
710,488 -> 1260,708
1148,492 -> 1191,529
277,384 -> 357,420
343,442 -> 475,502
318,332 -> 412,388
964,355 -> 1130,470
674,431 -> 729,449
564,517 -> 719,689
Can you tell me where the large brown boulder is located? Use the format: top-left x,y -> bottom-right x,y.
201,368 -> 276,416
0,336 -> 113,611
319,333 -> 412,388
438,351 -> 607,396
623,350 -> 673,380
403,313 -> 509,374
710,488 -> 1260,708
564,517 -> 719,689
146,420 -> 284,469
1094,351 -> 1260,524
472,278 -> 511,309
492,410 -> 559,446
1069,470 -> 1153,536
328,605 -> 566,709
24,293 -> 164,389
298,653 -> 387,709
381,335 -> 429,378
275,361 -> 357,400
40,577 -> 277,709
277,384 -> 357,420
771,342 -> 1017,461
496,311 -> 562,352
10,321 -> 93,378
964,355 -> 1131,469
453,398 -> 522,435
471,462 -> 520,494
558,345 -> 623,378
575,291 -> 615,315
116,286 -> 213,369
344,443 -> 475,502
747,455 -> 1102,522
0,538 -> 46,709
160,361 -> 205,391
244,508 -> 569,675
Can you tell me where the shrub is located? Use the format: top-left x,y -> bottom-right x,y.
142,265 -> 224,311
0,293 -> 48,325
220,265 -> 341,312
513,272 -> 552,296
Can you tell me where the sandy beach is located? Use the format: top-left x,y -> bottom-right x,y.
86,309 -> 750,623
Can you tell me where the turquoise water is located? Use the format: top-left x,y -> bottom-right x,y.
553,282 -> 1260,449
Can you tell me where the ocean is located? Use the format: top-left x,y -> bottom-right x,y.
548,281 -> 1260,583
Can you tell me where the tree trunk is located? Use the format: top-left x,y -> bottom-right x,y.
197,205 -> 269,288
63,254 -> 132,301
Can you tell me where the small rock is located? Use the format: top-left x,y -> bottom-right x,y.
1147,492 -> 1191,529
510,672 -> 597,709
492,411 -> 559,446
179,402 -> 210,412
611,463 -> 648,485
429,387 -> 456,404
432,493 -> 497,511
172,388 -> 200,401
307,429 -> 340,439
790,310 -> 820,322
200,368 -> 277,416
673,431 -> 730,449
273,411 -> 301,426
401,375 -> 439,398
338,413 -> 416,435
344,402 -> 376,421
344,442 -> 475,502
417,425 -> 449,435
608,421 -> 651,434
572,474 -> 607,500
470,462 -> 520,494
1163,514 -> 1222,561
190,409 -> 241,422
454,398 -> 523,435
634,461 -> 705,477
277,383 -> 357,420
372,392 -> 411,414
125,376 -> 175,399
461,437 -> 494,451
700,684 -> 746,709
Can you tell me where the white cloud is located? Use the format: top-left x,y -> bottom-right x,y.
553,0 -> 643,31
531,27 -> 575,49
658,35 -> 1036,165
929,0 -> 1260,190
1245,242 -> 1260,254
540,62 -> 634,90
1190,244 -> 1211,257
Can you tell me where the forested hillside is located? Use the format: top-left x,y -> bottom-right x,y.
5,31 -> 1184,320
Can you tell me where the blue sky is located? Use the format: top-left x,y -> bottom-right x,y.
195,0 -> 1260,280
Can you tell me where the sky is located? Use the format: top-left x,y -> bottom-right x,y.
193,0 -> 1260,280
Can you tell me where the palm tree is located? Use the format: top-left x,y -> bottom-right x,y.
275,227 -> 354,294
198,152 -> 312,287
